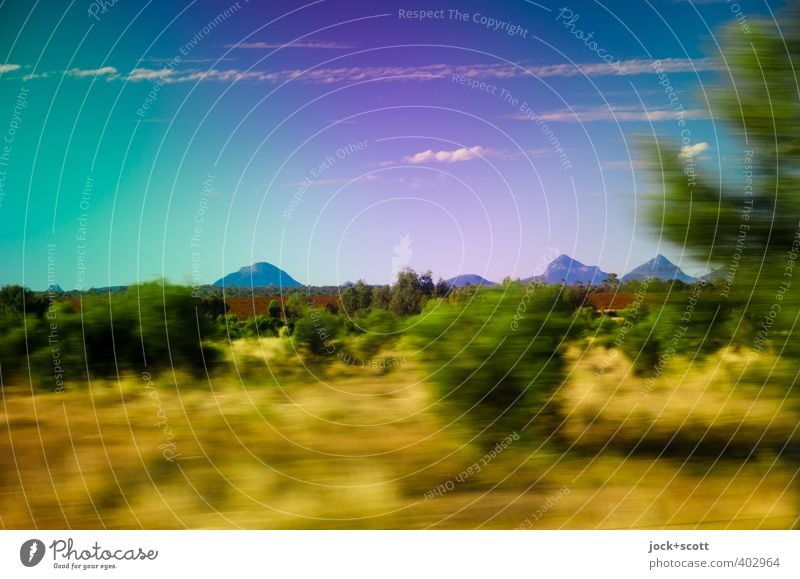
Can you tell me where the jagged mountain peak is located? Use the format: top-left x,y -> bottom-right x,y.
622,255 -> 695,283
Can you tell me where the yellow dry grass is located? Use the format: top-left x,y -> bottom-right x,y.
1,339 -> 797,528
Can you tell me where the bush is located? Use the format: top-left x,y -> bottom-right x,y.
245,315 -> 281,338
0,282 -> 221,388
617,285 -> 741,374
348,309 -> 399,360
291,309 -> 342,357
407,285 -> 585,439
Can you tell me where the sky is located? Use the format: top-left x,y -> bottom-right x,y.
0,0 -> 789,289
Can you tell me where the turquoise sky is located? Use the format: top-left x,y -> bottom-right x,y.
0,0 -> 787,289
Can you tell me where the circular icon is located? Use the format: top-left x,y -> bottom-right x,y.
19,539 -> 45,567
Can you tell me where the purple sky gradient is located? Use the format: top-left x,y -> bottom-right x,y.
0,0 -> 785,288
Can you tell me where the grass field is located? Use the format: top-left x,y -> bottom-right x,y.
2,338 -> 796,529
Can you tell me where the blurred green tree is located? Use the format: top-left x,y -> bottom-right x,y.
645,10 -> 800,525
408,286 -> 585,441
390,268 -> 424,316
355,280 -> 372,311
291,309 -> 341,357
371,284 -> 391,309
0,285 -> 44,318
646,10 -> 800,358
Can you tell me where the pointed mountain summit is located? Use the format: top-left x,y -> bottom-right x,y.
213,262 -> 302,288
699,267 -> 725,282
445,274 -> 496,288
526,254 -> 610,285
622,254 -> 695,283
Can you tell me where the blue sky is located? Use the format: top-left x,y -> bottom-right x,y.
0,0 -> 788,288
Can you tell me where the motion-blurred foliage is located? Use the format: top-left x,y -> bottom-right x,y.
406,284 -> 586,439
346,308 -> 400,361
646,8 -> 800,359
614,285 -> 743,373
0,282 -> 218,388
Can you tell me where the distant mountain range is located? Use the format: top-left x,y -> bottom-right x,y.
524,254 -> 610,286
209,254 -> 699,291
445,274 -> 496,288
213,262 -> 302,288
620,254 -> 695,283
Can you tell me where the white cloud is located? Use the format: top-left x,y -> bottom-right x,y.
521,57 -> 715,78
507,104 -> 710,123
126,68 -> 173,82
140,57 -> 233,64
6,56 -> 718,85
404,146 -> 486,164
613,57 -> 716,75
0,64 -> 21,74
680,142 -> 710,158
160,58 -> 712,85
224,41 -> 355,50
66,66 -> 118,78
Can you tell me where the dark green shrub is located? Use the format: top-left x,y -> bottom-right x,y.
291,309 -> 342,357
408,285 -> 584,439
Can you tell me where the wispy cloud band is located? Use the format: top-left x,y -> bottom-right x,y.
223,41 -> 356,50
5,57 -> 717,85
507,104 -> 710,123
